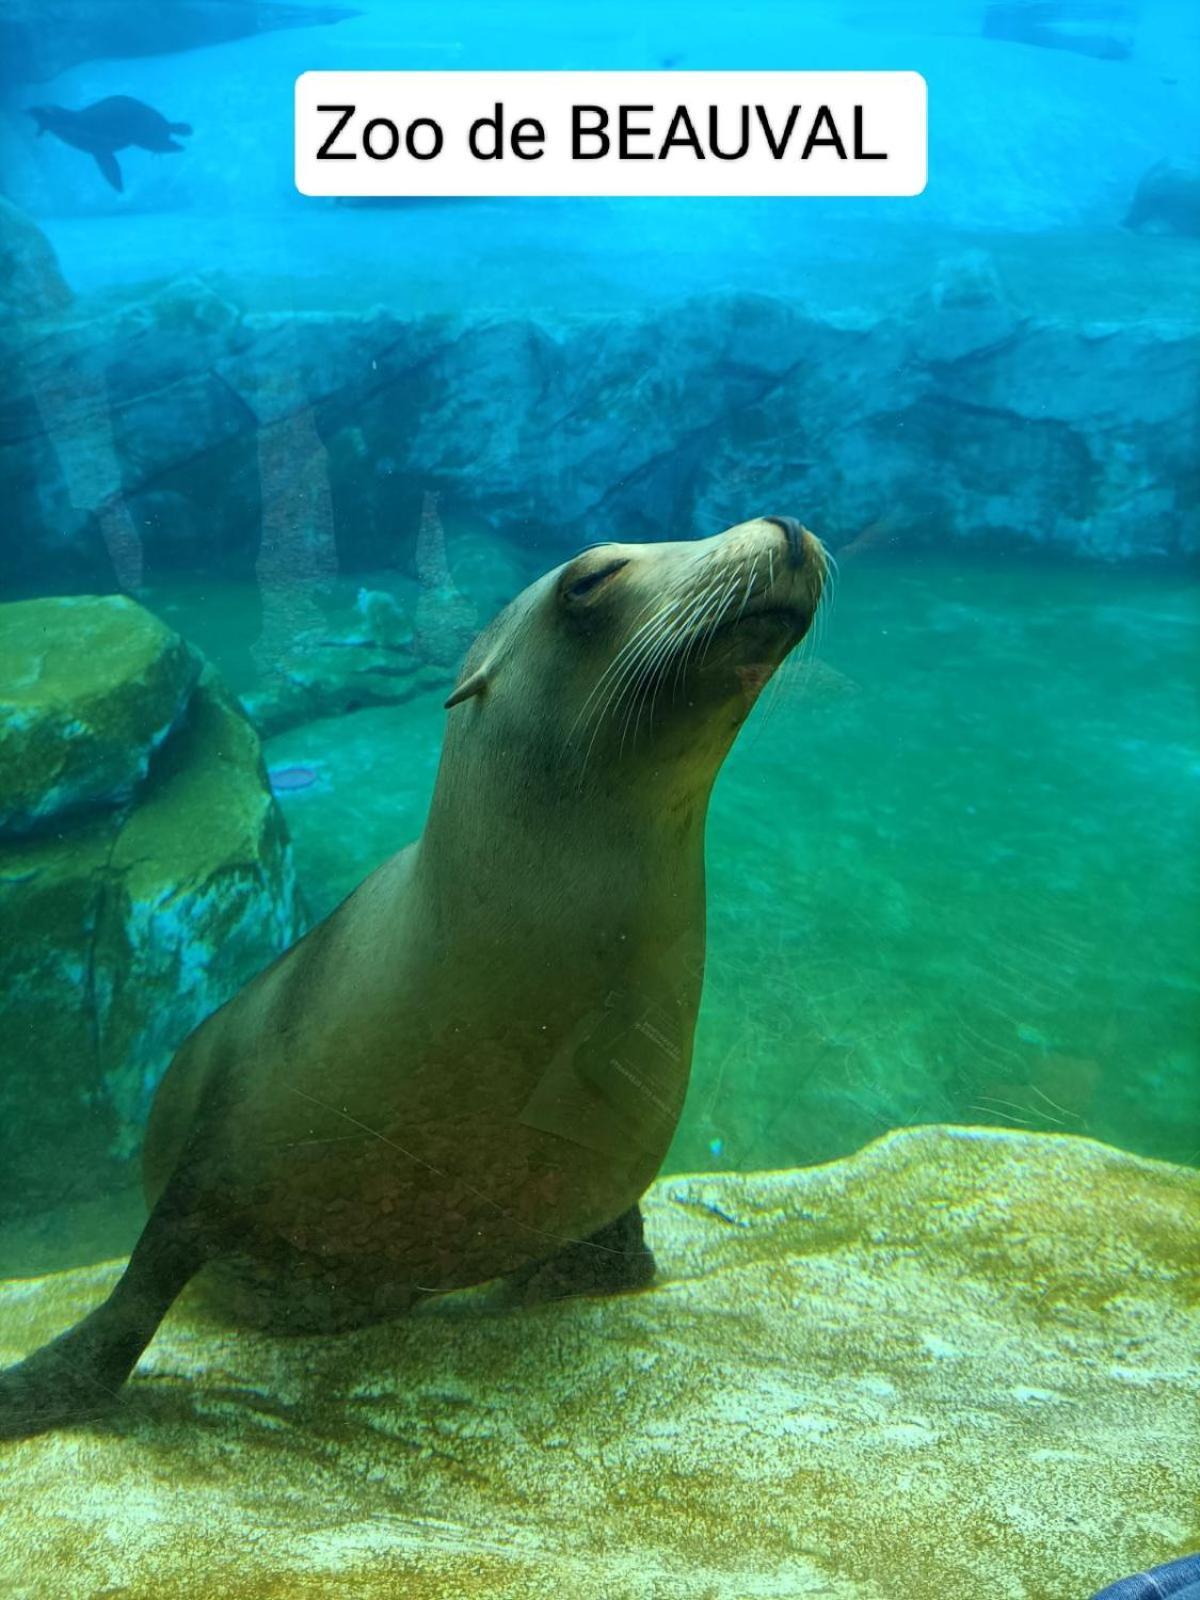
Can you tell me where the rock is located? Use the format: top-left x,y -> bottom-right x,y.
0,0 -> 358,87
1124,160 -> 1200,238
95,668 -> 302,1141
0,597 -> 303,1212
0,198 -> 71,335
412,492 -> 478,668
242,639 -> 446,739
911,249 -> 1023,365
0,595 -> 199,833
981,2 -> 1134,61
445,526 -> 539,619
355,587 -> 409,650
5,268 -> 1200,589
0,1127 -> 1195,1597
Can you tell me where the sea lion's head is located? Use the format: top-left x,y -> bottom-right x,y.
441,517 -> 826,812
25,107 -> 66,137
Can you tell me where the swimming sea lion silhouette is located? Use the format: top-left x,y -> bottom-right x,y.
27,96 -> 191,192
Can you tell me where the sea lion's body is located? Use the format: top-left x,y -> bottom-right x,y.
27,97 -> 192,192
146,828 -> 701,1333
0,517 -> 825,1436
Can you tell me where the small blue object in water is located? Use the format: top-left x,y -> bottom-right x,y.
268,763 -> 321,794
1089,1552 -> 1200,1599
708,1137 -> 724,1158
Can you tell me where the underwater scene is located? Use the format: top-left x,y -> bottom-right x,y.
0,1 -> 1198,1596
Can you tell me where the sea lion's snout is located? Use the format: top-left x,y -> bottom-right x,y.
763,515 -> 808,566
727,514 -> 827,619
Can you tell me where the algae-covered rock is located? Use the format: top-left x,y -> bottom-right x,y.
242,640 -> 445,738
0,595 -> 198,832
0,1127 -> 1195,1599
94,667 -> 302,1142
0,597 -> 303,1211
0,198 -> 72,333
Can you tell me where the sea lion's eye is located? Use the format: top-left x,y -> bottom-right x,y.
563,558 -> 630,603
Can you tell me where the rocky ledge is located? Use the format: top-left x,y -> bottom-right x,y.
0,1126 -> 1196,1599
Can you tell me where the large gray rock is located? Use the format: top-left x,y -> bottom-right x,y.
0,1127 -> 1195,1598
0,0 -> 357,86
4,264 -> 1198,589
0,596 -> 304,1214
0,198 -> 71,335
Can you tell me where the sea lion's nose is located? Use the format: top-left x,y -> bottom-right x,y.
763,516 -> 808,567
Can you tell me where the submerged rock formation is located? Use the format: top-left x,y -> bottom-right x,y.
0,596 -> 303,1213
243,638 -> 446,739
4,262 -> 1197,592
0,198 -> 72,332
0,0 -> 357,87
0,1126 -> 1195,1598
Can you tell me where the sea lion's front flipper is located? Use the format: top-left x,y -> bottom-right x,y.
93,149 -> 123,191
0,1192 -> 213,1439
506,1204 -> 656,1306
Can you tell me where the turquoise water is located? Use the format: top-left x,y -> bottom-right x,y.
157,552 -> 1200,1178
5,546 -> 1193,1285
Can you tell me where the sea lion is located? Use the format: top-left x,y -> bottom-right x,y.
0,516 -> 826,1439
27,96 -> 192,193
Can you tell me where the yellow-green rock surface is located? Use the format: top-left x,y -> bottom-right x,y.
0,594 -> 303,1212
1,1127 -> 1196,1599
0,595 -> 197,832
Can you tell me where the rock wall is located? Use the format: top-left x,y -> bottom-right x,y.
5,261 -> 1197,592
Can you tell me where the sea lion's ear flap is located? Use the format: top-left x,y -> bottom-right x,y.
444,667 -> 489,711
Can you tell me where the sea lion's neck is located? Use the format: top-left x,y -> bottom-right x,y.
414,759 -> 713,941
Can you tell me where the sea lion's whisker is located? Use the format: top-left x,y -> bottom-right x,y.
585,568 -> 700,713
608,575 -> 722,735
625,569 -> 730,729
587,584 -> 694,730
669,575 -> 731,694
966,1104 -> 1036,1128
631,589 -> 718,746
571,592 -> 681,732
628,587 -> 713,741
1029,1083 -> 1082,1122
735,557 -> 760,623
618,573 -> 735,753
572,589 -> 690,751
697,570 -> 744,662
617,616 -> 696,754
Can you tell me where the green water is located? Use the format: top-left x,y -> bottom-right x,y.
7,548 -> 1190,1282
155,550 -> 1200,1178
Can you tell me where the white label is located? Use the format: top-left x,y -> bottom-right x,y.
295,72 -> 927,198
